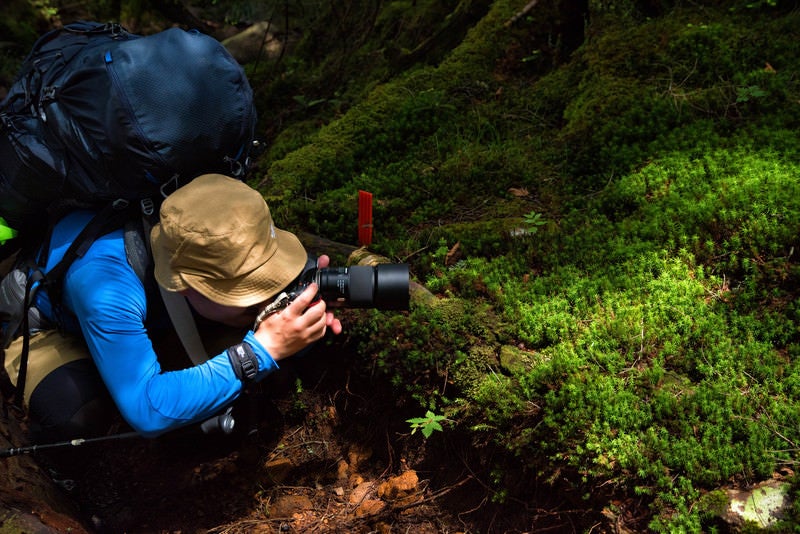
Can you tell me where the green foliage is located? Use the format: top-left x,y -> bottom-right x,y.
252,1 -> 800,530
736,84 -> 768,103
5,0 -> 799,529
522,210 -> 546,234
407,410 -> 448,438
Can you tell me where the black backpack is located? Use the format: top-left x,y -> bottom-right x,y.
0,21 -> 258,406
0,20 -> 258,259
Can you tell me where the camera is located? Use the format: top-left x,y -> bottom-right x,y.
286,255 -> 409,310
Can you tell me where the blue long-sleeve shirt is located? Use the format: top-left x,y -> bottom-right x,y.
37,210 -> 279,437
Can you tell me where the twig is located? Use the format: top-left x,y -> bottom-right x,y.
393,475 -> 473,512
505,0 -> 540,27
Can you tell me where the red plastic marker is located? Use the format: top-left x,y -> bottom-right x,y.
358,190 -> 373,247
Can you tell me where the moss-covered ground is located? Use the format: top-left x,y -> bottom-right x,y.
3,0 -> 800,531
248,1 -> 800,531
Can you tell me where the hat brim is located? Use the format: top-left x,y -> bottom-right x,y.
152,225 -> 308,307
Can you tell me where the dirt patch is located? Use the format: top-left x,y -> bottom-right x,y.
13,341 -> 472,533
7,336 -> 618,533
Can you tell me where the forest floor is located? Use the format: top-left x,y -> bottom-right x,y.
15,330 -> 619,534
0,8 -> 651,532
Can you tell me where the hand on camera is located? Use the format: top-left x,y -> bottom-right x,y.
253,254 -> 342,361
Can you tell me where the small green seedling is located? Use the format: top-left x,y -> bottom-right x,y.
407,410 -> 447,438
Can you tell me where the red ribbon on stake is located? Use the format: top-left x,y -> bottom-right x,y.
358,190 -> 373,247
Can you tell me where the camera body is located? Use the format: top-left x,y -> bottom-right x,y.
285,255 -> 409,310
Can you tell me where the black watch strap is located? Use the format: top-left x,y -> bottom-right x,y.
227,343 -> 258,382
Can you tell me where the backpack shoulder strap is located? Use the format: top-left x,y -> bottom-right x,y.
4,199 -> 209,406
11,267 -> 46,407
123,219 -> 149,285
43,201 -> 134,305
136,209 -> 208,365
7,201 -> 133,406
158,286 -> 208,366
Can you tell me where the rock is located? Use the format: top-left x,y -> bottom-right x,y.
264,457 -> 294,484
349,481 -> 374,504
0,404 -> 93,532
269,494 -> 313,519
354,498 -> 385,517
222,21 -> 284,64
347,444 -> 373,472
377,470 -> 419,501
725,480 -> 791,528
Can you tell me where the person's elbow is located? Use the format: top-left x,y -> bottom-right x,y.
115,400 -> 187,438
120,412 -> 171,438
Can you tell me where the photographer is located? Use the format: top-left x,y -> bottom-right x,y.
3,174 -> 342,441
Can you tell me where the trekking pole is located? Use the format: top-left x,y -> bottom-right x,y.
0,431 -> 141,458
0,410 -> 236,458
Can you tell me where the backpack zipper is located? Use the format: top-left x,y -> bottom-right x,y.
103,49 -> 171,177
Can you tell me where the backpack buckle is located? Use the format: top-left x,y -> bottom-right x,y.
107,23 -> 124,38
224,155 -> 244,178
159,174 -> 181,199
140,198 -> 155,217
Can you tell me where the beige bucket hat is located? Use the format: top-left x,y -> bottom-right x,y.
151,174 -> 307,307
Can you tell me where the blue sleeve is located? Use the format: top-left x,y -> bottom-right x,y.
52,213 -> 280,437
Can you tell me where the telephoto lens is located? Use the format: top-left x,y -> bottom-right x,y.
285,255 -> 410,310
316,263 -> 410,310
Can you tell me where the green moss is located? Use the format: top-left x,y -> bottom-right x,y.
249,2 -> 800,529
498,344 -> 535,374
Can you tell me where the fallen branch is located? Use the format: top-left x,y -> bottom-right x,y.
505,0 -> 540,27
392,475 -> 474,512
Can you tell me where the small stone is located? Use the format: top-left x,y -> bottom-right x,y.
349,481 -> 374,504
377,470 -> 418,501
355,499 -> 386,517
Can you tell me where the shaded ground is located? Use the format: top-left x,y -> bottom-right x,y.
0,329 -> 625,533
